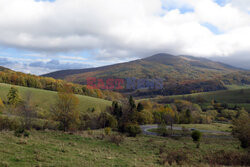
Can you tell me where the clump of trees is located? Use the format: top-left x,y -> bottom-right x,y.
112,96 -> 143,137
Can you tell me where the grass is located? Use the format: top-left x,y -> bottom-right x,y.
225,84 -> 250,90
149,123 -> 232,133
174,123 -> 232,132
165,88 -> 250,104
0,83 -> 111,113
0,129 -> 247,167
145,85 -> 250,111
147,123 -> 232,137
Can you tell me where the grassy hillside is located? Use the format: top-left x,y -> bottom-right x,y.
0,83 -> 111,112
0,130 -> 247,167
151,85 -> 250,111
168,86 -> 250,103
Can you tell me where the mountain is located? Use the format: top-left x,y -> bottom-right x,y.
44,53 -> 240,83
43,53 -> 250,97
0,66 -> 10,72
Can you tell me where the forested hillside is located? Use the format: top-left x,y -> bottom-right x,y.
0,66 -> 123,101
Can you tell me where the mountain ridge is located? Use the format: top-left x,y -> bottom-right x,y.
43,53 -> 241,83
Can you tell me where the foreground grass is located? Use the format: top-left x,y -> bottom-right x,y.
0,83 -> 111,113
0,130 -> 247,167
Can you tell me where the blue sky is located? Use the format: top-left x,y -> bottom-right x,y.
0,0 -> 249,74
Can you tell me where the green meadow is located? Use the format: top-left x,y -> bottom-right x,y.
0,129 -> 248,167
0,83 -> 111,113
148,85 -> 250,111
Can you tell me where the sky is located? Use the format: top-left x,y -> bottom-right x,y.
0,0 -> 250,75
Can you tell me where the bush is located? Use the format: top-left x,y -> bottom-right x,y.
14,127 -> 29,138
42,120 -> 59,130
157,123 -> 170,137
79,113 -> 99,130
109,134 -> 124,146
191,130 -> 202,142
98,112 -> 118,129
124,124 -> 141,137
0,116 -> 20,131
104,127 -> 111,135
159,149 -> 189,165
205,150 -> 250,166
23,131 -> 30,137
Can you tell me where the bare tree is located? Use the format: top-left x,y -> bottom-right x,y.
18,91 -> 37,129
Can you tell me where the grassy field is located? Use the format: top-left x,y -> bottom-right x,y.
145,85 -> 250,111
0,83 -> 111,113
174,123 -> 232,132
165,87 -> 250,104
226,84 -> 250,90
0,129 -> 247,167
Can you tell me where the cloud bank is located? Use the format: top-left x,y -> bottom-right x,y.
0,0 -> 249,74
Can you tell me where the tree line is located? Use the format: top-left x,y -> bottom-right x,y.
0,70 -> 123,101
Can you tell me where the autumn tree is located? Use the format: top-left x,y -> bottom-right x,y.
52,84 -> 80,131
159,105 -> 176,134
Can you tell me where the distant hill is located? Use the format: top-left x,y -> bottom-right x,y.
43,53 -> 250,96
0,66 -> 10,72
44,53 -> 240,83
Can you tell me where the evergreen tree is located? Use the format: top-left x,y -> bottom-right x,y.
129,96 -> 136,110
185,109 -> 192,123
7,87 -> 21,107
137,102 -> 144,112
112,101 -> 122,119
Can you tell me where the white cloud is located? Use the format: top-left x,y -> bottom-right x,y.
0,0 -> 249,68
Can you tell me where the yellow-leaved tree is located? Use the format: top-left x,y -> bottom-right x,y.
52,84 -> 80,131
159,105 -> 177,134
0,97 -> 4,113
